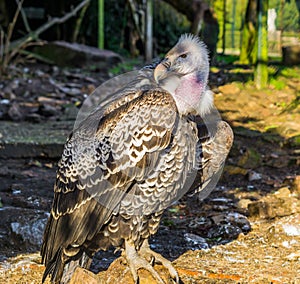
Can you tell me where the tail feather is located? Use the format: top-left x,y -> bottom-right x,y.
42,248 -> 92,284
61,252 -> 93,283
42,248 -> 65,284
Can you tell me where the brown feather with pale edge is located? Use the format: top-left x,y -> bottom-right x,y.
42,89 -> 178,282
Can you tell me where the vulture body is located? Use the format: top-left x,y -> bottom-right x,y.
41,34 -> 233,284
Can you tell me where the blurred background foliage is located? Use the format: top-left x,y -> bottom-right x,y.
0,0 -> 191,56
213,0 -> 299,52
0,0 -> 299,60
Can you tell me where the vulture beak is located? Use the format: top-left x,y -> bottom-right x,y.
154,58 -> 171,83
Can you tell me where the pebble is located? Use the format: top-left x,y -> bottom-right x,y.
285,252 -> 300,261
0,99 -> 10,105
281,224 -> 300,236
184,233 -> 209,249
248,170 -> 262,181
10,217 -> 47,247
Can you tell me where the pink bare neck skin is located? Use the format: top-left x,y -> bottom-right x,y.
174,72 -> 205,115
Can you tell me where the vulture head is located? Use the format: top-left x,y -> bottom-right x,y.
154,34 -> 213,116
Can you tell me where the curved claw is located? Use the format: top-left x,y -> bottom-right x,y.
139,240 -> 179,284
124,240 -> 165,284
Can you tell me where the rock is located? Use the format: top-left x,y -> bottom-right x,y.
39,103 -> 60,117
237,147 -> 261,169
208,223 -> 243,240
265,155 -> 290,168
37,96 -> 68,105
0,121 -> 73,158
287,135 -> 300,148
3,79 -> 20,92
207,212 -> 250,241
218,83 -> 240,96
10,217 -> 47,248
96,257 -> 172,284
248,170 -> 262,181
0,99 -> 10,105
0,102 -> 9,119
282,45 -> 300,66
285,251 -> 300,261
61,104 -> 79,121
248,188 -> 300,219
2,91 -> 16,100
184,233 -> 209,249
25,113 -> 43,122
237,198 -> 253,210
56,84 -> 82,96
281,224 -> 300,237
274,187 -> 291,198
69,267 -> 100,284
8,102 -> 24,121
292,175 -> 300,195
188,216 -> 212,229
224,165 -> 248,176
0,252 -> 43,280
277,214 -> 300,237
221,212 -> 250,231
34,41 -> 122,69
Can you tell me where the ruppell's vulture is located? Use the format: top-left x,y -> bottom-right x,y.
41,34 -> 233,284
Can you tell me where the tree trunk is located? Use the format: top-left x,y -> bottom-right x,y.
145,0 -> 153,61
279,0 -> 284,51
222,0 -> 226,54
239,0 -> 257,64
162,0 -> 196,22
255,0 -> 268,89
0,0 -> 9,28
190,1 -> 207,35
163,0 -> 208,35
98,0 -> 104,49
72,0 -> 90,42
231,0 -> 237,49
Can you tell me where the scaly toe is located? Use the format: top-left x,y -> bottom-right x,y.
139,243 -> 179,283
125,241 -> 165,284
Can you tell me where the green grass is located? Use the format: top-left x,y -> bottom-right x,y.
269,77 -> 286,90
280,67 -> 300,79
216,54 -> 239,65
109,59 -> 142,76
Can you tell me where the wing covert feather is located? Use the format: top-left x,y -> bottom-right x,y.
42,89 -> 178,264
189,118 -> 233,198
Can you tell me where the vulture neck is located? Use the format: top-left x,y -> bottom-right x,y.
170,71 -> 212,116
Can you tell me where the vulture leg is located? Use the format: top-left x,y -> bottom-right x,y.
139,240 -> 179,283
124,240 -> 165,284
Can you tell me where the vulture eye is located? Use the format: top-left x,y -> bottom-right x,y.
179,53 -> 187,58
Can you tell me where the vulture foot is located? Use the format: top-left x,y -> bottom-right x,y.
124,240 -> 170,284
139,240 -> 179,284
125,240 -> 179,284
